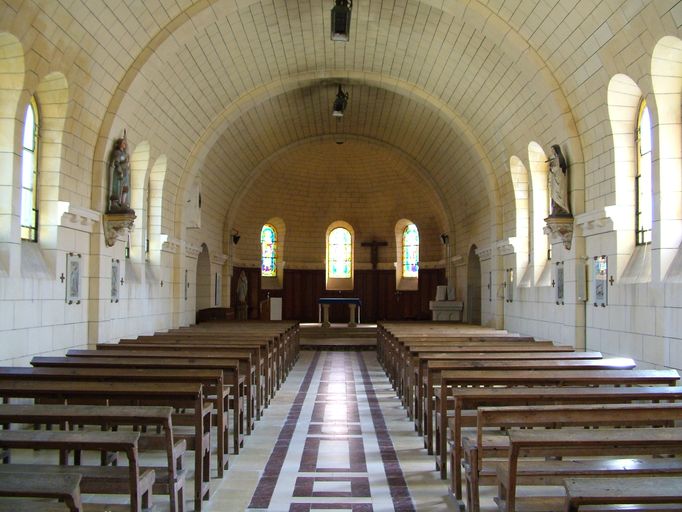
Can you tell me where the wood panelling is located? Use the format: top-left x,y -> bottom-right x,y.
231,267 -> 446,323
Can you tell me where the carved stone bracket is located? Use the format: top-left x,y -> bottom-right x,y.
475,244 -> 494,261
211,253 -> 229,267
544,215 -> 575,250
103,212 -> 136,247
185,243 -> 202,259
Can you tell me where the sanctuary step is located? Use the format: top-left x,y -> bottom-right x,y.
300,324 -> 377,350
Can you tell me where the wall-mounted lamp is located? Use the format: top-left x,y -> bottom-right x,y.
332,85 -> 349,117
232,229 -> 240,245
440,233 -> 449,245
331,0 -> 352,42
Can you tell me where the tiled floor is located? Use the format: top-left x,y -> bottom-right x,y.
9,351 -> 468,511
209,350 -> 459,512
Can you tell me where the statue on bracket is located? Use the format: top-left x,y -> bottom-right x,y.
107,130 -> 134,214
543,143 -> 574,250
547,144 -> 570,217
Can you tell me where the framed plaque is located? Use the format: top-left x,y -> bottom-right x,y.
593,255 -> 608,307
65,253 -> 82,304
555,261 -> 564,305
111,259 -> 120,303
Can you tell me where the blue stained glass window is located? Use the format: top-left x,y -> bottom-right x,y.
261,224 -> 277,276
402,224 -> 419,277
329,227 -> 352,278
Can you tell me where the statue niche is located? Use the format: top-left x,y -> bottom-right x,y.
103,131 -> 136,247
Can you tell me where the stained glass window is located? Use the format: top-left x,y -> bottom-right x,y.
21,97 -> 39,241
261,224 -> 277,276
635,99 -> 652,245
402,223 -> 419,277
329,227 -> 352,278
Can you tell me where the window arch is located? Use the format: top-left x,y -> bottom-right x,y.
326,222 -> 354,290
636,99 -> 653,245
261,224 -> 277,276
21,97 -> 39,241
402,223 -> 419,277
328,227 -> 352,278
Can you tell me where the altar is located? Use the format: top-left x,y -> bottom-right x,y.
318,297 -> 361,327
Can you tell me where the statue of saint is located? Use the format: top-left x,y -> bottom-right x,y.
236,270 -> 248,320
108,134 -> 133,213
548,144 -> 570,216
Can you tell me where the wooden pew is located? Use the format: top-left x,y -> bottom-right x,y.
101,341 -> 266,421
437,368 -> 680,479
411,351 -> 602,435
0,380 -> 210,511
33,354 -> 243,466
563,477 -> 682,511
446,385 -> 682,506
495,427 -> 682,512
0,472 -> 82,512
0,403 -> 184,512
0,429 -> 154,512
463,402 -> 682,512
422,354 -> 610,452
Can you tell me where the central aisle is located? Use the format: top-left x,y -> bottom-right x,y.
208,350 -> 458,511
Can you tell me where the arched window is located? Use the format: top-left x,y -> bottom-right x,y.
636,99 -> 653,245
21,97 -> 39,241
328,227 -> 352,278
402,223 -> 419,277
261,224 -> 277,276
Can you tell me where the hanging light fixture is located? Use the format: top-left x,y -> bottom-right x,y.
331,0 -> 352,42
332,85 -> 349,117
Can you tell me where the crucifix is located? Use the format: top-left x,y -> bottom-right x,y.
362,239 -> 388,322
361,240 -> 388,270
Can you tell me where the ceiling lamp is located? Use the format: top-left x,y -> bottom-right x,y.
331,0 -> 352,42
332,85 -> 349,117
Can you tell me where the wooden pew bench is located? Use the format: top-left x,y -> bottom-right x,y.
445,385 -> 682,507
462,402 -> 682,512
0,430 -> 154,512
0,402 -> 185,512
31,355 -> 241,470
0,472 -> 82,512
0,380 -> 210,511
495,427 -> 682,512
411,350 -> 602,435
437,368 -> 680,480
563,476 -> 682,511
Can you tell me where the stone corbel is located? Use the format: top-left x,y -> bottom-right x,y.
495,238 -> 517,256
211,253 -> 229,267
475,244 -> 494,261
185,243 -> 202,259
59,202 -> 101,233
102,212 -> 136,247
543,215 -> 575,250
574,205 -> 629,237
160,235 -> 182,254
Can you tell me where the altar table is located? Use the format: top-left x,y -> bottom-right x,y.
318,298 -> 361,327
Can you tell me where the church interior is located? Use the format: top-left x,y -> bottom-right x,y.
1,1 -> 682,511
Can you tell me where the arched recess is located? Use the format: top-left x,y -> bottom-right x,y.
394,218 -> 419,291
0,32 -> 24,244
261,216 -> 285,290
129,141 -> 150,260
652,36 -> 682,278
195,243 -> 211,311
528,142 -> 551,284
466,244 -> 482,325
509,156 -> 529,281
608,73 -> 642,261
147,154 -> 167,264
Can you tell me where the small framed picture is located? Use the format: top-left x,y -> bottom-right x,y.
215,272 -> 222,306
66,252 -> 82,304
593,255 -> 608,307
505,268 -> 514,303
184,269 -> 188,301
111,259 -> 120,303
555,261 -> 564,305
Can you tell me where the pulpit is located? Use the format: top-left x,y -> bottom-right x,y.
259,297 -> 282,321
428,285 -> 463,321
